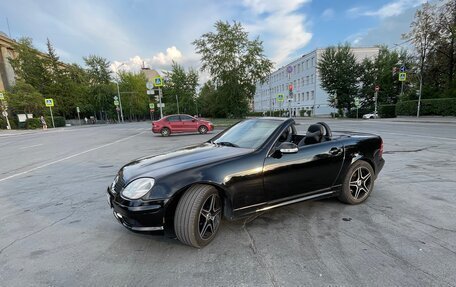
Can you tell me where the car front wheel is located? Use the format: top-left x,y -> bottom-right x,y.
338,160 -> 374,204
198,125 -> 208,134
174,184 -> 222,248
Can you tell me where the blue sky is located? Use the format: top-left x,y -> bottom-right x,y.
0,0 -> 427,75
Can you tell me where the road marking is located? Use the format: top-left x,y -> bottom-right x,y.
19,144 -> 43,150
0,131 -> 147,183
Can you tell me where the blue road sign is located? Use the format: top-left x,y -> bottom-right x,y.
400,66 -> 406,72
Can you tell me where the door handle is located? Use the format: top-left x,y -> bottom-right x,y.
329,147 -> 342,156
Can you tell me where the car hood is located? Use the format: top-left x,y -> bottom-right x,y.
119,143 -> 252,183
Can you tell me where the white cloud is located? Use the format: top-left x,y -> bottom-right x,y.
321,8 -> 335,20
242,0 -> 312,66
110,46 -> 185,74
347,0 -> 427,19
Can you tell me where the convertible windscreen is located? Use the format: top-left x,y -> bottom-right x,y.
213,119 -> 280,149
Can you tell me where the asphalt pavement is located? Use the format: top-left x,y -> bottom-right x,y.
0,119 -> 455,286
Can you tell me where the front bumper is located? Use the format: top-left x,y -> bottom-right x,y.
107,188 -> 165,232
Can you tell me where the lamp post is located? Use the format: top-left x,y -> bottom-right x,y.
176,94 -> 180,114
115,63 -> 126,123
417,71 -> 423,118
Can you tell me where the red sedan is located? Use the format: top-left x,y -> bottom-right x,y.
152,114 -> 214,136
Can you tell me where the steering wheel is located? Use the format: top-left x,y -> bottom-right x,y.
316,122 -> 332,140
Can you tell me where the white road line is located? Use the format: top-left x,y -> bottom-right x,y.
0,131 -> 147,183
19,144 -> 43,150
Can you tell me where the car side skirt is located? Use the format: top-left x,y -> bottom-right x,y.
230,185 -> 341,220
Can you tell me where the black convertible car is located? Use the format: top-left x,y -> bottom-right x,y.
107,118 -> 384,248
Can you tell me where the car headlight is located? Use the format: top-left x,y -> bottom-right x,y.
121,178 -> 155,199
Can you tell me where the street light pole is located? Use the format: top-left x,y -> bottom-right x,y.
116,81 -> 124,123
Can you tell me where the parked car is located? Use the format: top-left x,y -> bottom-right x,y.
108,118 -> 384,248
363,112 -> 378,119
152,114 -> 214,136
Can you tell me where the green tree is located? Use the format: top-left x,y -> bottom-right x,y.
5,81 -> 45,116
318,43 -> 360,113
198,80 -> 223,117
83,55 -> 114,120
193,21 -> 273,117
8,38 -> 49,93
162,62 -> 199,115
118,71 -> 149,121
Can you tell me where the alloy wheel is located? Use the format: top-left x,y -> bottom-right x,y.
198,194 -> 221,240
349,167 -> 372,200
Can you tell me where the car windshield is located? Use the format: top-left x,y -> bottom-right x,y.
212,119 -> 281,149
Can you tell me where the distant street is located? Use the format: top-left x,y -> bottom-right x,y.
1,119 -> 456,286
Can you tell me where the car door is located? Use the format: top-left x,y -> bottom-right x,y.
263,137 -> 344,202
167,115 -> 183,132
180,115 -> 198,132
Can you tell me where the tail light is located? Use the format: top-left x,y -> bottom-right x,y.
379,138 -> 383,158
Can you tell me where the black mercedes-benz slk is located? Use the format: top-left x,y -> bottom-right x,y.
107,118 -> 385,248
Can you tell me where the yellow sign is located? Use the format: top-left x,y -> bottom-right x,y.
153,77 -> 163,87
399,72 -> 406,82
45,98 -> 54,107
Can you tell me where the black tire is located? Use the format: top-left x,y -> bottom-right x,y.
174,184 -> 222,248
338,160 -> 375,205
198,125 -> 208,134
161,127 -> 170,137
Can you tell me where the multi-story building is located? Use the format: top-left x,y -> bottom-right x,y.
0,31 -> 17,91
253,47 -> 379,116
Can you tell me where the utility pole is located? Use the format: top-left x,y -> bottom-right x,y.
116,81 -> 124,123
158,88 -> 164,118
417,72 -> 423,117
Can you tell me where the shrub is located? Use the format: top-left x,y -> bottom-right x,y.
25,118 -> 42,129
300,109 -> 306,116
45,116 -> 66,127
379,105 -> 396,118
396,98 -> 456,116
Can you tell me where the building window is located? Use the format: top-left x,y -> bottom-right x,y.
312,57 -> 315,66
306,92 -> 309,101
311,91 -> 314,100
311,74 -> 314,83
306,76 -> 309,85
306,59 -> 309,69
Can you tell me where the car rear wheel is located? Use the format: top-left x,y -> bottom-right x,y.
198,125 -> 208,134
174,184 -> 222,248
338,160 -> 374,205
161,127 -> 170,137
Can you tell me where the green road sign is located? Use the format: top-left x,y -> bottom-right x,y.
149,103 -> 155,109
153,77 -> 163,87
399,72 -> 406,82
114,100 -> 119,106
354,97 -> 360,108
0,93 -> 4,100
45,98 -> 54,107
276,94 -> 284,102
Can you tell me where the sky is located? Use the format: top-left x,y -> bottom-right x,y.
0,0 -> 429,76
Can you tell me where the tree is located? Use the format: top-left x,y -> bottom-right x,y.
402,2 -> 436,88
318,43 -> 361,113
6,81 -> 45,116
117,71 -> 149,121
162,62 -> 199,115
9,38 -> 49,93
193,21 -> 273,117
198,80 -> 221,117
83,55 -> 113,120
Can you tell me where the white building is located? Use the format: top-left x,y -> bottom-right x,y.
253,47 -> 380,116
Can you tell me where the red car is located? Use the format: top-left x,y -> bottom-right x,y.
152,114 -> 214,136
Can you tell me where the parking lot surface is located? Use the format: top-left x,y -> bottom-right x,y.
0,119 -> 455,286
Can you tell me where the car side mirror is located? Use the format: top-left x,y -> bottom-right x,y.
278,142 -> 298,154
